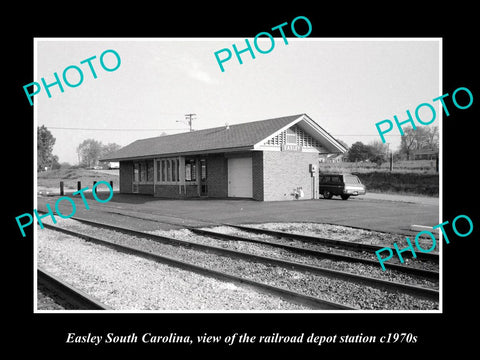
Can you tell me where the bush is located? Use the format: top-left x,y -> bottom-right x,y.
353,171 -> 439,196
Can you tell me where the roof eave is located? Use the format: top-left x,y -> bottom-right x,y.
99,145 -> 255,162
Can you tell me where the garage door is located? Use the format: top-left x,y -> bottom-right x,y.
228,157 -> 253,198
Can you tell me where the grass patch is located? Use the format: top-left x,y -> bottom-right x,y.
319,160 -> 438,174
353,171 -> 438,197
38,168 -> 119,189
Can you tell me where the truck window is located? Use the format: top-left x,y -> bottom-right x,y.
344,175 -> 360,184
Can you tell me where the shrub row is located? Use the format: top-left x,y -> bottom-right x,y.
353,171 -> 439,196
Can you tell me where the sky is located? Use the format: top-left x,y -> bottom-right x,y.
35,38 -> 440,164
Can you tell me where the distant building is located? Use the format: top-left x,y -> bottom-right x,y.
101,114 -> 347,201
411,148 -> 438,160
319,153 -> 344,163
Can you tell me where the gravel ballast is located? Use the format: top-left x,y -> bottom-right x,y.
245,222 -> 440,253
189,227 -> 438,289
39,219 -> 439,310
204,225 -> 439,272
38,228 -> 310,310
37,284 -> 77,310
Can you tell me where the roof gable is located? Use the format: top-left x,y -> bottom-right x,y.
253,114 -> 347,154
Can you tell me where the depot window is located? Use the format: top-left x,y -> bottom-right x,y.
134,163 -> 139,182
185,158 -> 197,182
133,160 -> 153,183
146,161 -> 153,182
156,158 -> 180,184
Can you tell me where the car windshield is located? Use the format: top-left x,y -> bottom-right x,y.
344,175 -> 361,184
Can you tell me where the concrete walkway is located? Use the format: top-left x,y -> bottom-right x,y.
38,189 -> 440,236
360,192 -> 439,206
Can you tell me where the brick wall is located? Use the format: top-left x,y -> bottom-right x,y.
120,151 -> 319,201
155,184 -> 181,198
138,184 -> 154,195
155,184 -> 198,198
252,151 -> 264,201
119,161 -> 133,194
262,151 -> 318,201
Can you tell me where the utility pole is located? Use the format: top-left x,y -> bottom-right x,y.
389,151 -> 393,172
184,113 -> 196,132
176,113 -> 196,132
387,143 -> 393,172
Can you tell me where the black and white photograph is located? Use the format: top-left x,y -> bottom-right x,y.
9,5 -> 478,355
34,38 -> 442,313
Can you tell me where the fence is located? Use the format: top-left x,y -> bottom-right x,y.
59,180 -> 114,196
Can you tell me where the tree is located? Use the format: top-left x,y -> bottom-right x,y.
423,126 -> 439,149
101,143 -> 122,158
346,141 -> 373,162
51,155 -> 61,169
368,140 -> 388,167
76,139 -> 122,168
77,139 -> 103,167
37,125 -> 59,171
59,162 -> 72,169
399,126 -> 439,160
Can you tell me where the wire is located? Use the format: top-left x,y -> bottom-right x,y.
44,126 -> 405,136
44,127 -> 435,138
46,127 -> 188,131
330,134 -> 403,137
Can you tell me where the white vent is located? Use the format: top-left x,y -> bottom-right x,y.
264,125 -> 322,148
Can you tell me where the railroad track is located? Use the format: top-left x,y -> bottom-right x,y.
41,223 -> 352,310
192,227 -> 439,278
69,206 -> 440,265
37,205 -> 439,271
39,217 -> 439,309
37,267 -> 111,310
53,210 -> 439,277
225,224 -> 439,263
37,204 -> 438,263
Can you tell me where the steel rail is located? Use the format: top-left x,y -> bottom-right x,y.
227,224 -> 440,263
42,218 -> 438,302
41,223 -> 354,310
36,206 -> 437,262
191,228 -> 439,279
37,267 -> 112,310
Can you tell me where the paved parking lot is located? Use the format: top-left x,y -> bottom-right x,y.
37,191 -> 439,236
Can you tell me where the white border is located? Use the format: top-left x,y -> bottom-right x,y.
34,37 -> 442,314
33,41 -> 39,312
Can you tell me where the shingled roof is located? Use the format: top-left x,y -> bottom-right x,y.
101,114 -> 345,161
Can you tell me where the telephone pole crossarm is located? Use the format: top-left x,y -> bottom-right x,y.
185,113 -> 196,132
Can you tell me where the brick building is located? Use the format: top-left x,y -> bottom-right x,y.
101,114 -> 347,201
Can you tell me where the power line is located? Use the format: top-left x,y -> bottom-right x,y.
46,127 -> 188,131
44,127 -> 429,138
176,113 -> 196,132
45,126 -> 403,136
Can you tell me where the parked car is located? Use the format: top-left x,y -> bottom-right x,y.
318,174 -> 366,200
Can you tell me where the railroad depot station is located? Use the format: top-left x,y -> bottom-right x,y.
101,114 -> 347,201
